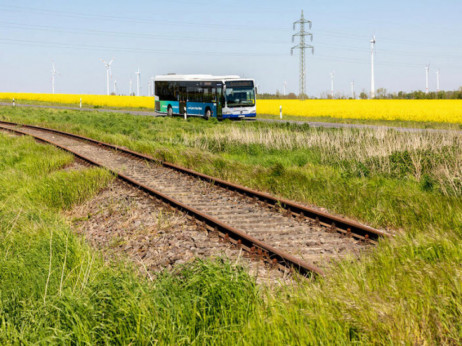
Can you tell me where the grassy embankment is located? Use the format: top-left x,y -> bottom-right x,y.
1,106 -> 461,343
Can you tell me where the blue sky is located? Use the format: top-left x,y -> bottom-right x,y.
0,0 -> 461,96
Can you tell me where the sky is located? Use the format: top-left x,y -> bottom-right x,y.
0,0 -> 461,97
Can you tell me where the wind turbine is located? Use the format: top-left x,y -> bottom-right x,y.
135,68 -> 141,96
51,62 -> 59,94
425,64 -> 430,94
129,79 -> 133,96
283,81 -> 287,96
370,35 -> 376,98
330,71 -> 335,99
113,80 -> 118,95
100,58 -> 114,95
436,69 -> 440,92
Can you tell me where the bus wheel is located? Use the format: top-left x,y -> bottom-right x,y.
204,109 -> 211,120
167,106 -> 173,117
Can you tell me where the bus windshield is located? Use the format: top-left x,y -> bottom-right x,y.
225,81 -> 255,107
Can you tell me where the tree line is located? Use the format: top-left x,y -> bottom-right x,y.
258,87 -> 462,100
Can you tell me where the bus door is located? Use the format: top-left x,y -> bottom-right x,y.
179,86 -> 187,116
216,86 -> 223,119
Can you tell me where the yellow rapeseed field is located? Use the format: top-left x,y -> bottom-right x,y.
257,99 -> 462,124
1,93 -> 461,124
0,92 -> 154,109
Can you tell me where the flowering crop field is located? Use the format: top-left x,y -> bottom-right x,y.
0,92 -> 154,109
1,93 -> 462,124
258,99 -> 462,124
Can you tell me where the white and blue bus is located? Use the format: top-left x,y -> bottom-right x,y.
154,74 -> 256,120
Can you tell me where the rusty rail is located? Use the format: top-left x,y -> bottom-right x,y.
0,121 -> 327,277
0,120 -> 387,241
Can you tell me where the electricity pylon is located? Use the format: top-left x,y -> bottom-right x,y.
370,36 -> 376,98
291,10 -> 314,99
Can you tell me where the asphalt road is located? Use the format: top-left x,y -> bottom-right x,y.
1,102 -> 460,134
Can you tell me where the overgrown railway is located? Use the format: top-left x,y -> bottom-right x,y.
0,120 -> 389,277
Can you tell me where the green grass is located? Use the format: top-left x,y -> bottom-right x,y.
1,106 -> 461,231
0,134 -> 260,344
0,106 -> 461,344
259,112 -> 462,130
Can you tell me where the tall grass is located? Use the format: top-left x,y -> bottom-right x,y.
0,134 -> 259,344
1,107 -> 461,343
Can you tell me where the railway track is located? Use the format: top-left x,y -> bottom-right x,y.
0,120 -> 389,277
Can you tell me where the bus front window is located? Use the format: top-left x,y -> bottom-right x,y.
225,84 -> 255,107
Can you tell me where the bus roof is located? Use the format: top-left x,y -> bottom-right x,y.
155,74 -> 249,82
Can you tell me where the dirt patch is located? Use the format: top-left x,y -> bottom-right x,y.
62,159 -> 88,171
67,180 -> 291,284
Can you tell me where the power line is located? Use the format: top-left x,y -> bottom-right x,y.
0,21 -> 292,45
3,36 -> 461,71
3,20 -> 460,62
0,5 -> 287,32
2,4 -> 460,50
0,38 -> 286,57
2,37 -> 460,70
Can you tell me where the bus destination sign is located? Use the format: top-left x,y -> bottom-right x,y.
226,81 -> 254,88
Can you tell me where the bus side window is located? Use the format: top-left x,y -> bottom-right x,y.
203,87 -> 213,103
217,87 -> 223,104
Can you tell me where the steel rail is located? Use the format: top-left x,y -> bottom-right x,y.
0,122 -> 325,277
0,120 -> 388,242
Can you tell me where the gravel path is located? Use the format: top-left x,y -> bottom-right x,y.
68,179 -> 289,284
1,123 -> 368,270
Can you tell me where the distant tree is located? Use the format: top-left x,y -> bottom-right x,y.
254,86 -> 462,100
376,88 -> 387,98
319,91 -> 329,99
374,87 -> 462,99
359,91 -> 368,99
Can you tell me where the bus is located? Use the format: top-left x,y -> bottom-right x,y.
154,74 -> 256,120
